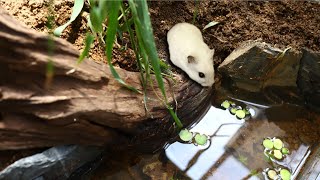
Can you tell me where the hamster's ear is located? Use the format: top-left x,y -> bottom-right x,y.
210,49 -> 215,57
187,55 -> 197,64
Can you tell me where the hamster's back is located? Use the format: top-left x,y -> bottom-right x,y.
167,23 -> 203,43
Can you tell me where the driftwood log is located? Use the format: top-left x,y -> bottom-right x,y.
0,8 -> 212,151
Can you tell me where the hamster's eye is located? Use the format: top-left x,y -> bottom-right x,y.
199,72 -> 205,78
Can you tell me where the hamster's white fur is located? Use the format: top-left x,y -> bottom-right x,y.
167,23 -> 215,87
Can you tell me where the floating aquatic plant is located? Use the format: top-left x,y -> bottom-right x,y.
229,107 -> 237,115
221,100 -> 230,109
179,129 -> 193,142
235,109 -> 246,119
178,129 -> 209,146
263,137 -> 289,161
194,133 -> 208,146
280,169 -> 291,180
221,100 -> 252,120
264,168 -> 291,180
273,138 -> 284,150
261,137 -> 292,179
263,139 -> 274,149
267,169 -> 278,180
281,148 -> 290,155
273,149 -> 283,160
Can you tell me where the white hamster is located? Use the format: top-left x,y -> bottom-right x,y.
167,22 -> 215,87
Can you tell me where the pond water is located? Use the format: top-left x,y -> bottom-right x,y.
88,93 -> 320,180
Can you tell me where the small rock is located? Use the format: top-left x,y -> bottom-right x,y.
217,41 -> 304,105
218,41 -> 301,92
297,48 -> 320,112
0,145 -> 103,180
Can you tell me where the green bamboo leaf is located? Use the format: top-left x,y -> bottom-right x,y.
105,0 -> 140,93
54,0 -> 84,36
90,7 -> 103,33
78,33 -> 94,64
98,0 -> 108,22
129,0 -> 166,100
129,0 -> 183,128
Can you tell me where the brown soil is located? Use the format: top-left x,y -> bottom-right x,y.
0,0 -> 320,174
149,1 -> 320,68
1,0 -> 319,70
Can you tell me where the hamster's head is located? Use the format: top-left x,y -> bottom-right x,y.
185,49 -> 215,87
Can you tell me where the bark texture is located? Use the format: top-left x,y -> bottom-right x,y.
0,8 -> 212,150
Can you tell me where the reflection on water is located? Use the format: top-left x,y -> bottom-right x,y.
89,97 -> 320,180
165,99 -> 319,180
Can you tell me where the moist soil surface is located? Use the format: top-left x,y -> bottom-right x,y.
1,0 -> 320,71
1,0 -> 320,175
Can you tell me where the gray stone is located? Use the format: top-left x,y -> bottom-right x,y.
0,145 -> 103,180
297,49 -> 320,112
218,41 -> 302,93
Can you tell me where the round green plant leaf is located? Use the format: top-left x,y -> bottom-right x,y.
273,138 -> 283,150
194,133 -> 208,146
282,147 -> 290,155
221,100 -> 230,109
179,129 -> 193,142
235,110 -> 246,119
263,139 -> 274,149
267,169 -> 277,180
280,169 -> 291,180
273,149 -> 283,160
229,107 -> 237,115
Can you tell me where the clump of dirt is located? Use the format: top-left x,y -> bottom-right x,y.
149,1 -> 320,68
1,0 -> 319,71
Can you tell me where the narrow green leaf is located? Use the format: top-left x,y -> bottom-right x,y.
129,0 -> 166,100
129,0 -> 183,128
192,0 -> 199,24
98,0 -> 108,21
168,107 -> 183,129
54,0 -> 84,36
105,0 -> 140,93
86,14 -> 94,33
203,21 -> 219,30
78,33 -> 94,64
90,7 -> 103,33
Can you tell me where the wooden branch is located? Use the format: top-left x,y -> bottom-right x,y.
0,8 -> 212,150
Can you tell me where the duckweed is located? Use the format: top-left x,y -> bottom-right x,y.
179,129 -> 193,142
280,169 -> 291,180
273,138 -> 283,150
263,139 -> 274,149
194,133 -> 208,146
